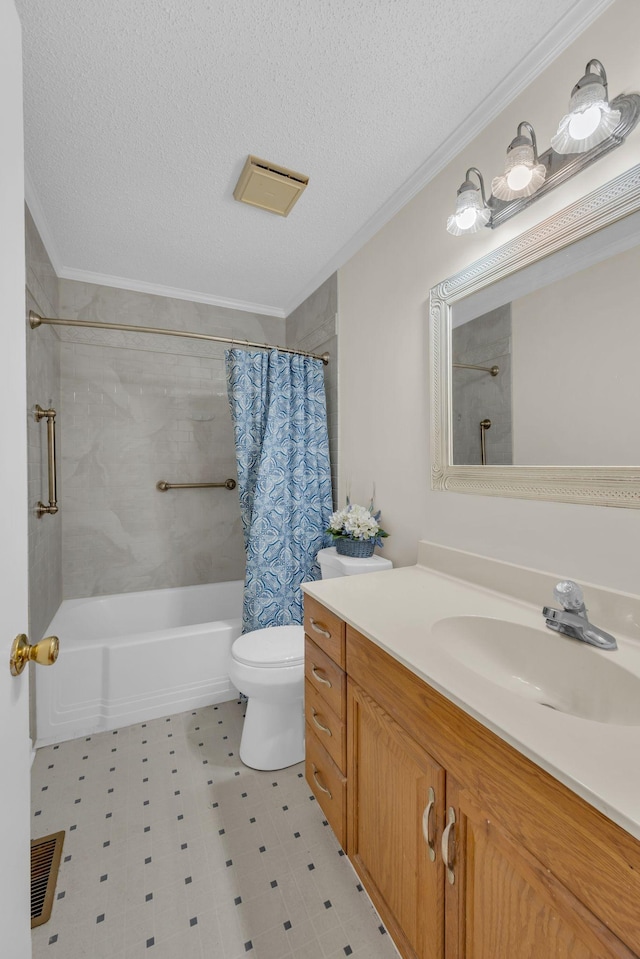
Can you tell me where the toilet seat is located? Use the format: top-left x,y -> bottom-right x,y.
231,625 -> 304,668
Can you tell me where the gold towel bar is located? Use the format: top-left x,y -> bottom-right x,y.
156,479 -> 237,492
34,405 -> 58,517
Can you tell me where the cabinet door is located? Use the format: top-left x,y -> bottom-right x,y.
348,680 -> 445,959
444,776 -> 637,959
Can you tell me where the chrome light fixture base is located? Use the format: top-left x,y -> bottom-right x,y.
488,92 -> 640,229
491,122 -> 546,201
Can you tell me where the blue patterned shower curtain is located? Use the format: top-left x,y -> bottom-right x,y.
225,349 -> 333,633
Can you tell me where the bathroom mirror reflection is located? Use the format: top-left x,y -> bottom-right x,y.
451,216 -> 640,466
430,162 -> 640,508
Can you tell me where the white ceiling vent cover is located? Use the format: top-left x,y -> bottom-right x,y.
233,156 -> 309,217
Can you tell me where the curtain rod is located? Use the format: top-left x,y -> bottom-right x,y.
28,312 -> 330,365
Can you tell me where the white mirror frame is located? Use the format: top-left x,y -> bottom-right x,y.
430,162 -> 640,508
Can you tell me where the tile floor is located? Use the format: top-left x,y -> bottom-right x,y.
31,699 -> 400,959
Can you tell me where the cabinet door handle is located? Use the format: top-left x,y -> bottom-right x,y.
441,806 -> 456,885
311,710 -> 332,736
311,764 -> 333,799
310,618 -> 331,639
422,787 -> 436,862
311,665 -> 332,688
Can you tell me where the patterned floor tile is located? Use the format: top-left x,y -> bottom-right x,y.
31,699 -> 399,959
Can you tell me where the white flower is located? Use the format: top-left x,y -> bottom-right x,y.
327,507 -> 349,535
328,503 -> 382,540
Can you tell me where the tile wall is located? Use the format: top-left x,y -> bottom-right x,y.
25,207 -> 62,642
57,281 -> 287,598
452,305 -> 512,467
286,276 -> 338,505
57,277 -> 339,598
25,212 -> 339,604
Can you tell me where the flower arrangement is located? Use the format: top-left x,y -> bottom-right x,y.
326,498 -> 388,557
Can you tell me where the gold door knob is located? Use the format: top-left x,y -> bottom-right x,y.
10,633 -> 59,676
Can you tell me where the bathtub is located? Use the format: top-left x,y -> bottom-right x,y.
35,581 -> 243,746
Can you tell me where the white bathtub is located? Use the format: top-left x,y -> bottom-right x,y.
35,581 -> 243,746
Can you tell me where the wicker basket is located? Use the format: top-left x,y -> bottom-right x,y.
335,537 -> 375,558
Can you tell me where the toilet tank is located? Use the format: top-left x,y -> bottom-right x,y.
317,546 -> 393,579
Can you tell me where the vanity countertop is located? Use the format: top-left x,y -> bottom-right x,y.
302,547 -> 640,842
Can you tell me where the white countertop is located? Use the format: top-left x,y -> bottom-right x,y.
302,551 -> 640,842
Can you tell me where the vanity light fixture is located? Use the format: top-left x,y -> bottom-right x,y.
491,122 -> 546,200
446,168 -> 491,236
551,59 -> 621,154
447,58 -> 639,236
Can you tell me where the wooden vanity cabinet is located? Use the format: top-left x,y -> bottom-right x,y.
347,623 -> 640,959
443,775 -> 638,959
304,597 -> 347,846
304,597 -> 640,959
348,681 -> 445,959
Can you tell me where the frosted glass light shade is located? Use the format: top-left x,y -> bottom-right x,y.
491,143 -> 546,200
446,188 -> 490,236
551,83 -> 621,154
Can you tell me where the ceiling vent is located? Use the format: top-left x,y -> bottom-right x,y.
233,156 -> 309,217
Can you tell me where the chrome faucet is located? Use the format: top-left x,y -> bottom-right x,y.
542,580 -> 617,651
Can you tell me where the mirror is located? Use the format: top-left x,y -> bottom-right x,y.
430,162 -> 640,508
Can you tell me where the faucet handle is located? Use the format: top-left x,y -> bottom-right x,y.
553,580 -> 585,611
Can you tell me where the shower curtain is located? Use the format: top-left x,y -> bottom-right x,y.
225,349 -> 333,633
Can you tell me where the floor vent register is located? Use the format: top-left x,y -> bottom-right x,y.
30,831 -> 64,928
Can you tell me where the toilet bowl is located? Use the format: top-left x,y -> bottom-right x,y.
228,625 -> 305,770
229,547 -> 393,771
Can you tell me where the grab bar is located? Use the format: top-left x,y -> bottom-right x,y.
156,479 -> 237,492
480,418 -> 491,466
34,405 -> 58,517
454,363 -> 499,377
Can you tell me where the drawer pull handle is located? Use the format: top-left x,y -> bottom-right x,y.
311,665 -> 332,688
441,806 -> 456,885
311,710 -> 332,736
311,764 -> 332,799
310,618 -> 331,639
422,786 -> 436,862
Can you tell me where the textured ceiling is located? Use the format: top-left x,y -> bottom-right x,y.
16,0 -> 610,316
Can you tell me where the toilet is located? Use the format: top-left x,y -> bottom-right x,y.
228,546 -> 392,770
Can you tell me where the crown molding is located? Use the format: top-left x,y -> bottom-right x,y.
55,266 -> 286,317
25,171 -> 286,318
282,0 -> 615,315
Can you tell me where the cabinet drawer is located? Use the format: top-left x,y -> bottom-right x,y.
305,637 -> 346,719
305,679 -> 346,773
304,597 -> 345,667
305,724 -> 346,847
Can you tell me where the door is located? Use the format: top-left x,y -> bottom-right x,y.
443,777 -> 636,959
348,680 -> 445,959
0,1 -> 32,956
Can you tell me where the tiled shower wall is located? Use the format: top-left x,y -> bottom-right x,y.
452,305 -> 513,467
25,207 -> 62,643
58,279 -> 339,599
25,212 -> 339,603
286,275 -> 338,505
57,281 -> 287,598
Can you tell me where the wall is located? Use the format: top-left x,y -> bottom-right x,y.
25,206 -> 62,641
58,280 -> 285,597
286,274 -> 338,503
512,244 -> 640,465
338,0 -> 640,593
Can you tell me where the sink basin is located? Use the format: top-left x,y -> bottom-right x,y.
431,616 -> 640,726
